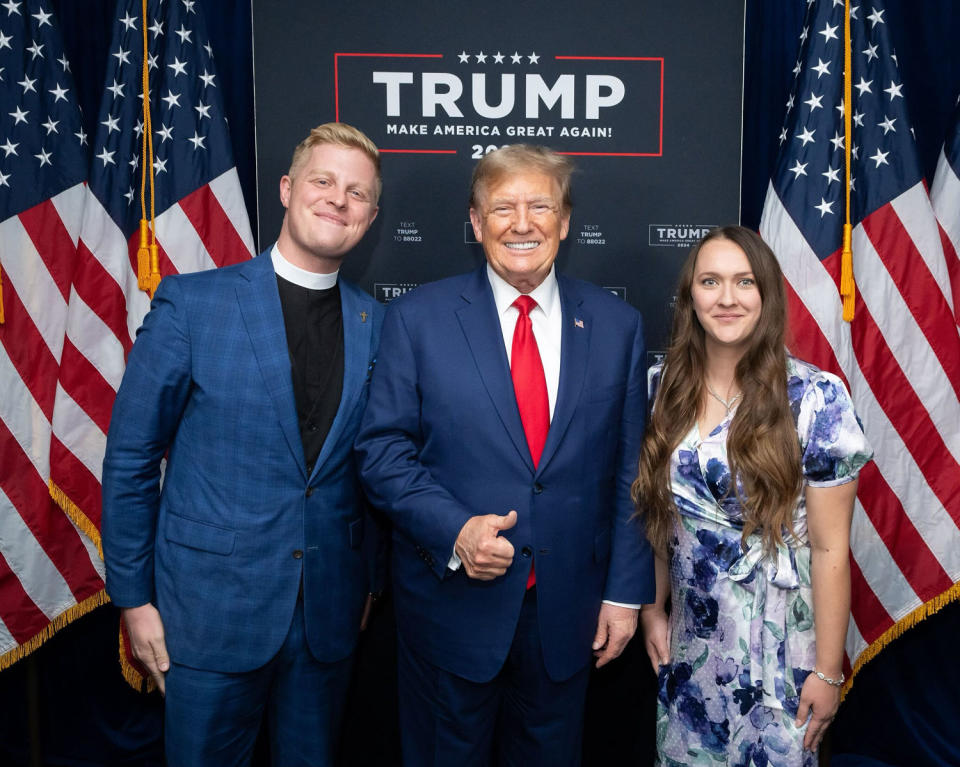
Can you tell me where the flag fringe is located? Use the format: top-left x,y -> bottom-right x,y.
118,624 -> 157,693
48,479 -> 104,560
842,579 -> 960,699
0,589 -> 108,672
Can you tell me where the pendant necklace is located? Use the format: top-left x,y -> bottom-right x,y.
705,382 -> 742,415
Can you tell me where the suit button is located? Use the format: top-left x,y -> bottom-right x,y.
292,550 -> 303,559
305,487 -> 314,497
521,546 -> 532,558
533,483 -> 543,494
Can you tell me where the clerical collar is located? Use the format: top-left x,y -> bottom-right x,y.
271,244 -> 339,290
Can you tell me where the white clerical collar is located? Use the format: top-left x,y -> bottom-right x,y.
486,262 -> 559,319
271,244 -> 339,290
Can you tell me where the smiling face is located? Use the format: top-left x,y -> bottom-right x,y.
276,143 -> 379,273
690,237 -> 762,356
469,169 -> 571,294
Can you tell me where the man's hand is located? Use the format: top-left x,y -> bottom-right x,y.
122,604 -> 170,695
592,603 -> 638,668
454,510 -> 517,580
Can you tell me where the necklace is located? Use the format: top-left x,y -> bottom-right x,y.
705,382 -> 742,414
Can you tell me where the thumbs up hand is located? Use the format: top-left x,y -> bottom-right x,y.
454,510 -> 517,580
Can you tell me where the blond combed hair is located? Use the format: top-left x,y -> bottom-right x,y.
288,122 -> 382,201
469,144 -> 574,212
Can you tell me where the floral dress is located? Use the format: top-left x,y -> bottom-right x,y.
653,358 -> 873,767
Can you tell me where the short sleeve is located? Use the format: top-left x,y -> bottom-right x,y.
796,371 -> 873,486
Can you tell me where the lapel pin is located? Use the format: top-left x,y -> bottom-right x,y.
360,311 -> 368,323
574,317 -> 584,328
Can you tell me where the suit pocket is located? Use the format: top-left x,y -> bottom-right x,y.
594,527 -> 611,563
164,512 -> 236,555
349,517 -> 364,549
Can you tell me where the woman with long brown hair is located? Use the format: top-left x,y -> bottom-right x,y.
633,226 -> 872,765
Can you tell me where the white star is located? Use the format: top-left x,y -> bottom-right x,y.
32,7 -> 51,27
148,52 -> 158,70
2,0 -> 20,16
199,70 -> 216,88
863,43 -> 879,62
49,83 -> 69,102
168,57 -> 188,76
814,197 -> 835,217
161,90 -> 181,109
836,100 -> 845,118
194,101 -> 211,120
812,58 -> 831,78
819,22 -> 839,42
124,186 -> 135,204
867,7 -> 885,26
27,40 -> 43,58
134,119 -> 144,137
852,144 -> 860,159
119,11 -> 136,30
157,123 -> 174,142
804,92 -> 824,111
853,110 -> 865,127
891,52 -> 898,67
475,51 -> 486,63
102,113 -> 120,133
799,26 -> 808,42
885,80 -> 903,100
96,147 -> 116,166
793,60 -> 802,76
175,24 -> 192,44
75,127 -> 87,145
149,18 -> 164,36
113,46 -> 131,66
822,166 -> 840,185
34,148 -> 52,166
0,139 -> 18,156
830,130 -> 845,151
129,154 -> 139,170
779,127 -> 788,144
850,175 -> 856,191
107,79 -> 124,98
878,115 -> 896,134
850,4 -> 860,19
154,156 -> 167,174
854,77 -> 872,96
0,169 -> 9,187
870,147 -> 889,167
0,29 -> 10,49
511,52 -> 522,64
203,42 -> 213,57
832,0 -> 843,6
789,160 -> 808,178
493,51 -> 504,64
9,106 -> 28,124
18,74 -> 36,92
458,50 -> 469,63
796,126 -> 816,146
41,117 -> 59,134
188,131 -> 206,149
527,52 -> 539,64
182,0 -> 196,12
786,93 -> 795,111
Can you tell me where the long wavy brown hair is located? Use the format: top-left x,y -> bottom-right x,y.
632,226 -> 802,554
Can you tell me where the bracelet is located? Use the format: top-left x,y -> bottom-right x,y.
813,668 -> 845,687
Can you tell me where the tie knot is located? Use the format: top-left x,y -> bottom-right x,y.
513,295 -> 538,317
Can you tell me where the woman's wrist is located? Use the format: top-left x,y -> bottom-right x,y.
811,667 -> 845,687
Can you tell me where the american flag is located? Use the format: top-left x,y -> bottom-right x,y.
0,0 -> 108,670
759,0 -> 960,687
46,0 -> 253,682
930,97 -> 960,326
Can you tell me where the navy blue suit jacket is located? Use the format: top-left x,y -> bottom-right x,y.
102,250 -> 384,672
356,266 -> 654,683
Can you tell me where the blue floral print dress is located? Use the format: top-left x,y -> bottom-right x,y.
653,358 -> 873,766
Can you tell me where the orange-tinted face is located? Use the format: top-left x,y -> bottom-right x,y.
277,144 -> 378,272
691,237 -> 762,355
469,169 -> 570,293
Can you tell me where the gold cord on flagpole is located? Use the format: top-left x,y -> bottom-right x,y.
136,0 -> 161,297
841,0 -> 856,321
0,263 -> 5,324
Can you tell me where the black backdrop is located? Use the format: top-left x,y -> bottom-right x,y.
1,1 -> 959,765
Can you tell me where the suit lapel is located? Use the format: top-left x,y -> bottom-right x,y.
538,275 -> 590,473
311,280 -> 372,476
456,267 -> 535,473
236,252 -> 306,477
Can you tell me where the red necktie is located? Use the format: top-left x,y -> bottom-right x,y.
511,295 -> 549,589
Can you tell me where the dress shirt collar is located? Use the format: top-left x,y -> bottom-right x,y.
271,243 -> 339,290
485,263 -> 559,320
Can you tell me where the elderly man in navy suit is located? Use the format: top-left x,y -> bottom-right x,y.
102,123 -> 384,766
356,144 -> 655,766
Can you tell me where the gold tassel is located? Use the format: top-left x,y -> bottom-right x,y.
137,219 -> 151,291
147,242 -> 161,296
840,223 -> 855,321
841,0 -> 856,322
0,262 -> 5,324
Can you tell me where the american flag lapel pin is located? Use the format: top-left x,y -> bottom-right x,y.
574,317 -> 584,329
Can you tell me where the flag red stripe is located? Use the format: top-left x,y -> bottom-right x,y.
936,221 -> 960,325
49,435 -> 104,534
0,551 -> 51,644
0,423 -> 101,596
56,338 -> 116,436
17,201 -> 76,302
72,239 -> 134,355
179,185 -> 251,267
848,555 -> 893,647
861,207 -> 960,400
0,278 -> 59,421
783,278 -> 846,383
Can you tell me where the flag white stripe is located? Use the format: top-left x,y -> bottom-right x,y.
844,610 -> 868,667
209,167 -> 256,256
51,385 -> 107,484
48,183 -> 86,248
62,289 -> 126,393
849,497 -> 919,617
156,201 -> 217,275
0,350 -> 51,475
931,150 -> 960,254
889,185 -> 956,306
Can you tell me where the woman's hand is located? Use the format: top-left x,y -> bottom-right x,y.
639,604 -> 670,673
795,672 -> 841,750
